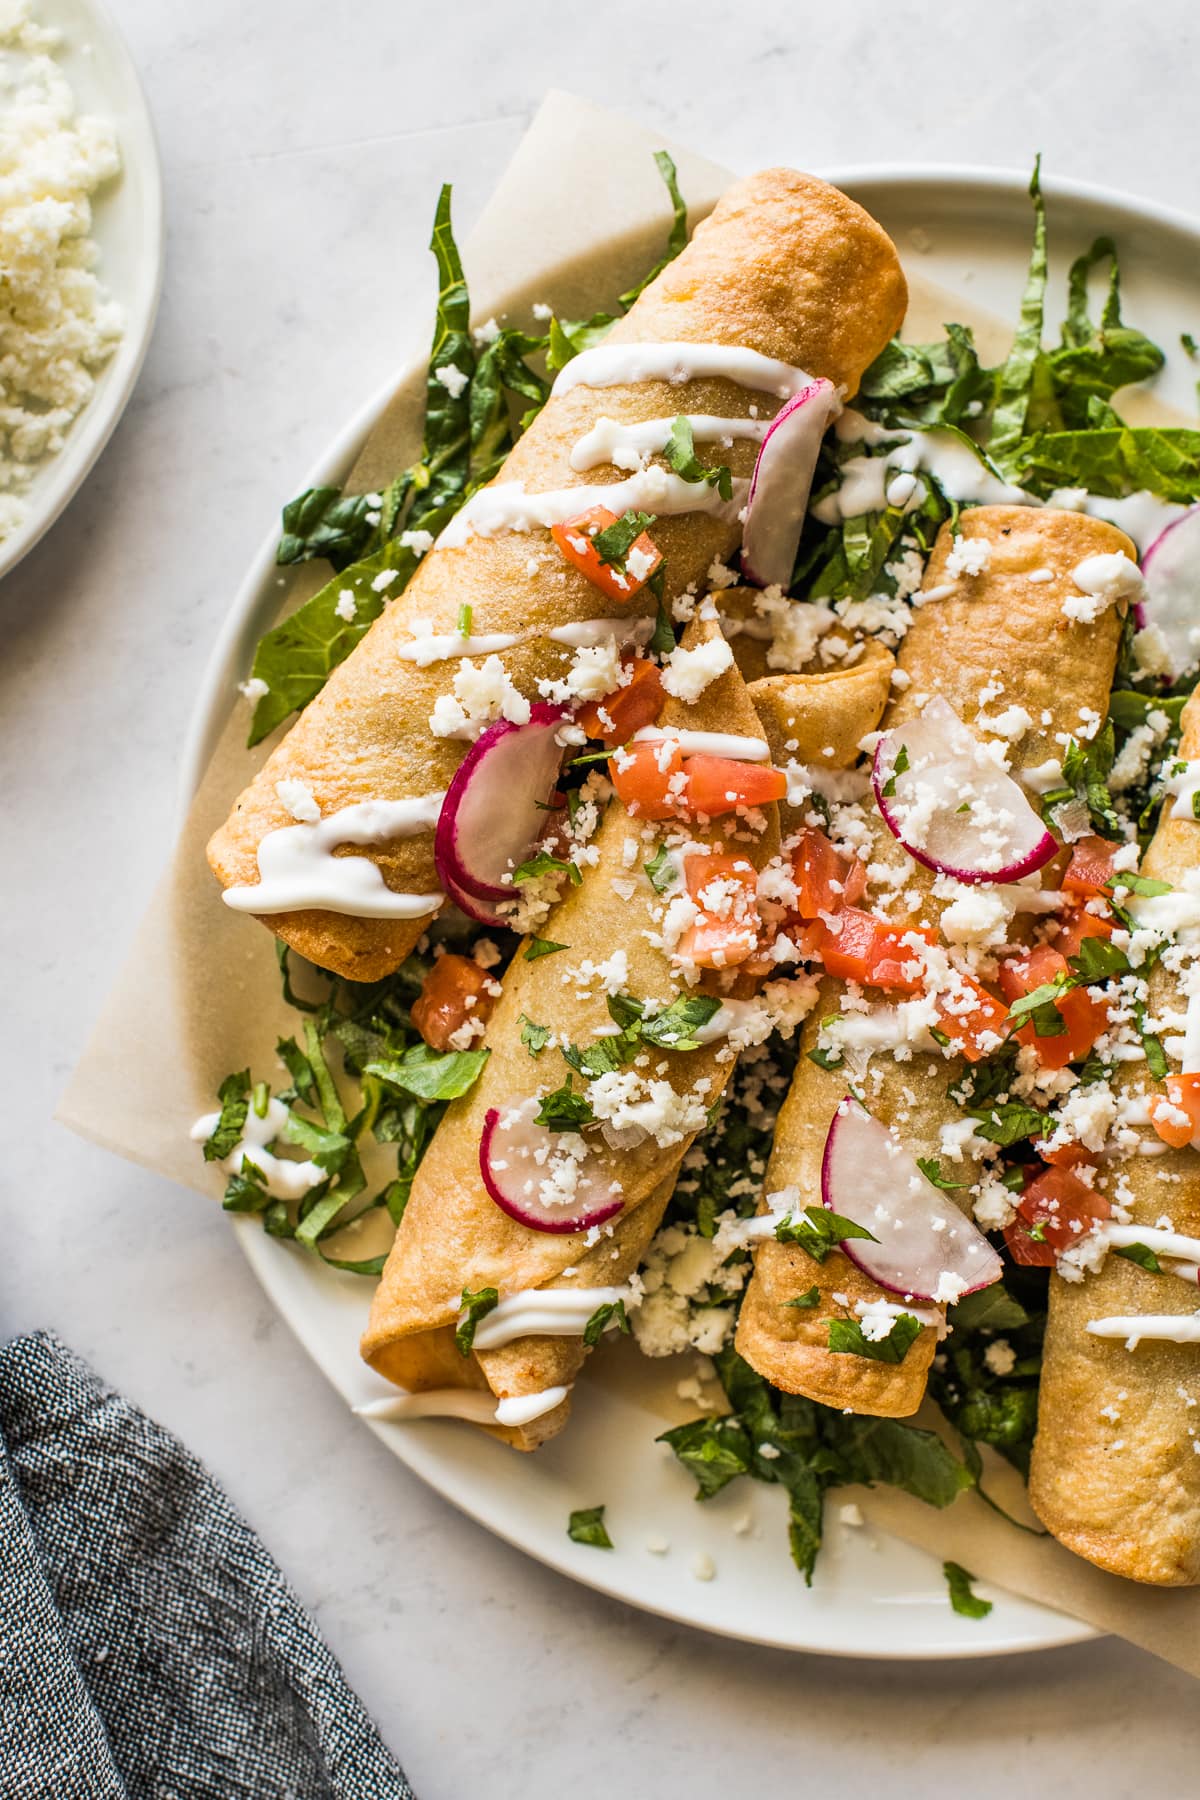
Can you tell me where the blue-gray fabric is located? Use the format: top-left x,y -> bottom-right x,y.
0,1331 -> 415,1800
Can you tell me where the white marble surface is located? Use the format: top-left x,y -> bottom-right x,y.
6,0 -> 1199,1791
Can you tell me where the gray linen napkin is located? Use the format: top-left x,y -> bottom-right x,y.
0,1331 -> 415,1800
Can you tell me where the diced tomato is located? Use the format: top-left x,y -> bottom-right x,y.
816,906 -> 937,994
608,739 -> 686,820
550,505 -> 662,603
787,919 -> 829,962
1005,1164 -> 1111,1268
998,944 -> 1109,1070
411,953 -> 495,1053
790,829 -> 865,919
683,755 -> 788,817
576,657 -> 665,746
678,853 -> 761,969
1149,1071 -> 1200,1149
1062,835 -> 1120,899
934,972 -> 1009,1063
1055,902 -> 1114,959
1035,1139 -> 1099,1171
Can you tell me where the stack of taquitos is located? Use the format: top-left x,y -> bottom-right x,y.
1030,687 -> 1200,1586
208,169 -> 906,981
736,507 -> 1133,1415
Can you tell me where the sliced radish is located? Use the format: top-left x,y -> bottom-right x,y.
479,1100 -> 625,1235
440,864 -> 513,928
741,378 -> 841,589
435,703 -> 570,901
821,1097 -> 1002,1303
873,695 -> 1057,884
1141,506 -> 1200,677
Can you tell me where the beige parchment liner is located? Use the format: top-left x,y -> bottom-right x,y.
58,89 -> 1200,1667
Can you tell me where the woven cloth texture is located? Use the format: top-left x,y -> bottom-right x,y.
0,1331 -> 414,1800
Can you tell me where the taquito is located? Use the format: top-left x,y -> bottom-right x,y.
209,169 -> 906,981
361,617 -> 783,1446
736,507 -> 1131,1414
1030,688 -> 1200,1586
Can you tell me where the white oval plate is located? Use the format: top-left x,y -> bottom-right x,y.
0,0 -> 164,581
185,168 -> 1200,1658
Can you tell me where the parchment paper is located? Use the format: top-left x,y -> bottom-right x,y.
59,89 -> 1200,1669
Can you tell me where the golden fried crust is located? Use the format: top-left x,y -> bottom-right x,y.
208,169 -> 906,980
360,619 -> 777,1427
1029,688 -> 1200,1585
747,650 -> 894,767
736,507 -> 1132,1411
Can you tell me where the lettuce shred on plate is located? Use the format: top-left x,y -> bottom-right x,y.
202,158 -> 1200,1587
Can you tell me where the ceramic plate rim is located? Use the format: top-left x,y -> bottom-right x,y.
181,163 -> 1200,1657
0,0 -> 165,583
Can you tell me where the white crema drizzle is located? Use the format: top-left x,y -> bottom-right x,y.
190,1097 -> 324,1200
223,794 -> 446,918
469,1285 -> 633,1350
437,467 -> 745,550
354,1384 -> 572,1427
631,725 -> 771,761
550,341 -> 812,400
569,413 -> 768,472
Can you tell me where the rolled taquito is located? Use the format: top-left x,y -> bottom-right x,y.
361,617 -> 783,1446
209,169 -> 906,981
736,507 -> 1132,1415
1030,689 -> 1200,1585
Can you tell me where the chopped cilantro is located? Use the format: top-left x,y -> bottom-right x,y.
828,1313 -> 922,1364
943,1561 -> 993,1620
519,1015 -> 551,1056
583,1298 -> 631,1346
525,936 -> 568,961
455,1285 -> 499,1356
775,1206 -> 878,1264
567,1505 -> 613,1549
592,509 -> 656,571
783,1286 -> 821,1311
644,842 -> 675,893
1114,1242 -> 1162,1273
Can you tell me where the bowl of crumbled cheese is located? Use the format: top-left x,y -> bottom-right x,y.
0,0 -> 162,577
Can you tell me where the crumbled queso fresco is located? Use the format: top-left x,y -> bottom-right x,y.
0,2 -> 123,540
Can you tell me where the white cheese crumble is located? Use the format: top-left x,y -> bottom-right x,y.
434,362 -> 469,398
428,654 -> 531,738
944,534 -> 991,579
1063,552 -> 1146,624
274,778 -> 320,823
661,634 -> 733,702
0,6 -> 123,540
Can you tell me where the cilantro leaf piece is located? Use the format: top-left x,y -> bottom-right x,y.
534,1080 -> 594,1132
944,1560 -> 993,1620
822,1413 -> 975,1508
828,1314 -> 922,1364
1132,1001 -> 1168,1080
592,509 -> 656,571
967,1100 -> 1047,1147
1005,980 -> 1069,1037
512,851 -> 582,886
948,1283 -> 1031,1334
917,1156 -> 967,1191
519,1015 -> 551,1057
567,1505 -> 614,1549
363,1043 -> 489,1102
456,1285 -> 499,1356
775,1205 -> 878,1263
1068,934 -> 1130,983
644,842 -> 675,893
222,1162 -> 268,1213
662,415 -> 733,501
583,1298 -> 631,1347
640,993 -> 722,1050
1114,1242 -> 1162,1273
204,1070 -> 251,1161
275,940 -> 325,1013
1108,871 -> 1172,898
525,937 -> 568,961
650,587 -> 675,657
783,1286 -> 821,1311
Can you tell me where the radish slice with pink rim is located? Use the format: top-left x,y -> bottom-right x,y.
872,695 -> 1057,884
740,377 -> 841,589
1141,505 -> 1200,678
435,703 -> 570,902
440,864 -> 512,928
821,1097 -> 1003,1303
480,1099 -> 625,1234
